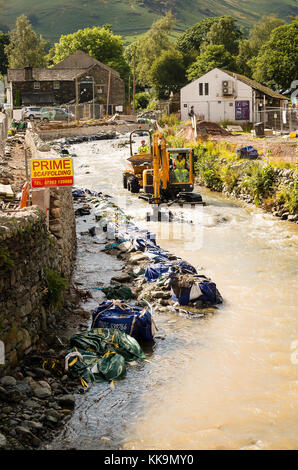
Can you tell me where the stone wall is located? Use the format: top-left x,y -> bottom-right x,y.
0,207 -> 62,372
49,187 -> 76,278
25,129 -> 77,277
0,130 -> 77,373
35,123 -> 140,141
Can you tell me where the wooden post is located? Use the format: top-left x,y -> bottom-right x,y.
252,89 -> 255,127
75,77 -> 80,122
92,78 -> 95,119
24,148 -> 29,182
106,71 -> 111,117
133,48 -> 136,115
128,74 -> 131,115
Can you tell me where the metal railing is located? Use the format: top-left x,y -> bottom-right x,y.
253,107 -> 298,133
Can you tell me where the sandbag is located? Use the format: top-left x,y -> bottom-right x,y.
101,285 -> 134,300
236,146 -> 258,159
170,273 -> 220,306
145,261 -> 197,283
66,328 -> 146,384
92,301 -> 156,342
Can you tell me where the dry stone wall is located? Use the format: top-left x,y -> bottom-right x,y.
0,207 -> 61,371
0,130 -> 77,373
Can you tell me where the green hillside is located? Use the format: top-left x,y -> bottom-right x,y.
0,0 -> 297,44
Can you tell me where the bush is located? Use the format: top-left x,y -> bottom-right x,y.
220,164 -> 242,191
195,151 -> 223,191
158,113 -> 180,128
135,92 -> 150,110
240,162 -> 275,205
44,268 -> 68,308
276,173 -> 298,213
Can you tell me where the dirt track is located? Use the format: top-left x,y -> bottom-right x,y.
212,134 -> 297,164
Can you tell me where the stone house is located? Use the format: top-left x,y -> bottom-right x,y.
4,50 -> 125,114
180,68 -> 289,127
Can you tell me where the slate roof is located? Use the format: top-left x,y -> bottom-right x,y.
221,69 -> 287,100
7,50 -> 121,82
7,68 -> 85,82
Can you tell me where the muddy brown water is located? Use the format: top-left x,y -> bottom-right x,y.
50,137 -> 298,450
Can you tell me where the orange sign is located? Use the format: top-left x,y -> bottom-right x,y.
30,158 -> 74,188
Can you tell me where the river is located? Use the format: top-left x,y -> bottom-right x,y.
51,136 -> 298,450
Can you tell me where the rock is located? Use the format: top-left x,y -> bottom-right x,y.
0,432 -> 7,449
2,406 -> 13,414
32,381 -> 52,399
111,272 -> 131,283
57,394 -> 75,409
0,376 -> 17,387
129,253 -> 148,264
32,367 -> 52,378
15,426 -> 41,448
28,421 -> 43,431
45,409 -> 61,423
150,290 -> 169,300
23,399 -> 43,410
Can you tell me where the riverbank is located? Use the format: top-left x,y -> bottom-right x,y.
194,143 -> 297,222
162,126 -> 297,222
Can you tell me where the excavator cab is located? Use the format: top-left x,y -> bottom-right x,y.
124,132 -> 204,206
142,136 -> 203,205
123,129 -> 153,193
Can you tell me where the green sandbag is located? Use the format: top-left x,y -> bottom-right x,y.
67,328 -> 146,384
102,285 -> 134,300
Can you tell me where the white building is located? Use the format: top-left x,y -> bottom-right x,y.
180,68 -> 287,124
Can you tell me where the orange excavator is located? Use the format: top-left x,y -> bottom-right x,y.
122,130 -> 204,206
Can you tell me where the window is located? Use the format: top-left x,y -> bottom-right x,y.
53,81 -> 60,90
199,83 -> 203,96
33,81 -> 40,90
97,85 -> 105,94
204,83 -> 209,95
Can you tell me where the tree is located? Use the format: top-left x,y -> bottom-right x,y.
135,92 -> 150,109
5,14 -> 47,68
236,15 -> 285,77
0,32 -> 9,75
252,18 -> 298,89
150,48 -> 186,98
203,16 -> 242,55
50,26 -> 129,79
236,39 -> 254,76
176,17 -> 223,56
249,14 -> 285,51
186,44 -> 236,82
127,12 -> 176,87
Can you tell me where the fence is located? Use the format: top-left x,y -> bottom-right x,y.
253,107 -> 298,133
65,103 -> 125,120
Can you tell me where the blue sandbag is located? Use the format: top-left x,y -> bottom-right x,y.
145,263 -> 174,282
145,261 -> 197,282
91,301 -> 155,342
170,275 -> 218,306
236,146 -> 258,159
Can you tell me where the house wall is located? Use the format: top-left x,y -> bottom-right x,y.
11,80 -> 76,105
10,65 -> 125,109
181,68 -> 253,123
79,65 -> 125,109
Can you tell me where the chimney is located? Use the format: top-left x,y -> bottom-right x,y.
24,66 -> 33,81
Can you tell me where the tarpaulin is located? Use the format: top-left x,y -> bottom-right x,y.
92,300 -> 156,342
66,328 -> 146,384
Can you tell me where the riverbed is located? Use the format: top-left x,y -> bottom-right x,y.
51,136 -> 298,450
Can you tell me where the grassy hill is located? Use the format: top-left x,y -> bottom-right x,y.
0,0 -> 297,44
